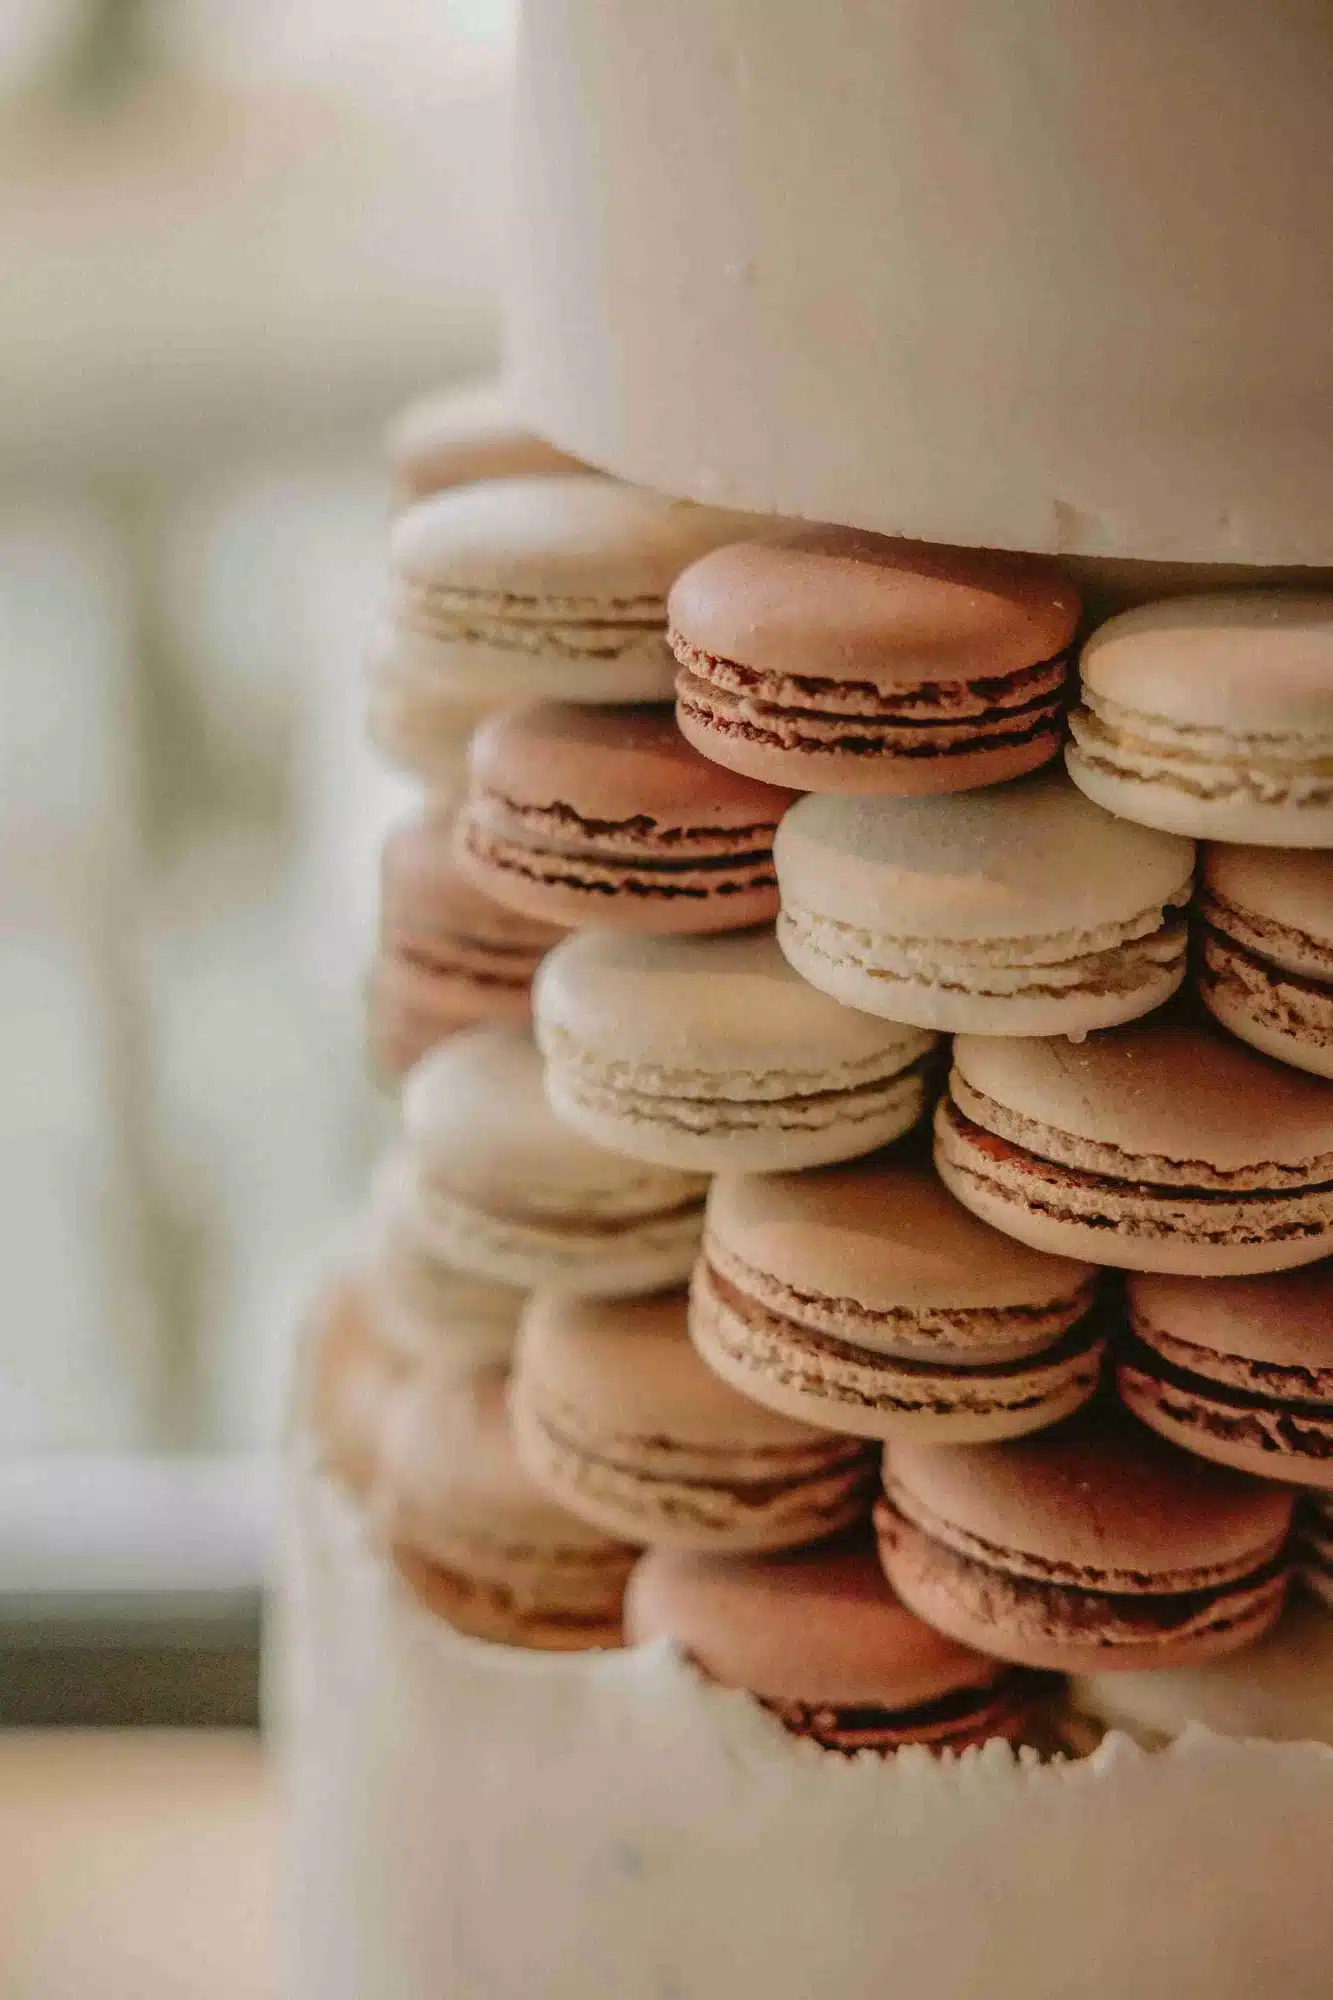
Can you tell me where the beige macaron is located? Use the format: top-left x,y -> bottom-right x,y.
400,1025 -> 707,1297
510,1287 -> 877,1553
1196,845 -> 1333,1078
378,476 -> 766,705
936,1021 -> 1333,1275
378,1364 -> 634,1649
774,771 -> 1195,1036
1067,593 -> 1333,845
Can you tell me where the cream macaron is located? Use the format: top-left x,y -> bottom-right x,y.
510,1288 -> 877,1553
400,1025 -> 708,1297
378,1364 -> 634,1649
691,1155 -> 1105,1443
377,476 -> 765,706
1196,845 -> 1333,1079
1066,593 -> 1333,846
534,927 -> 937,1173
935,1021 -> 1333,1275
774,770 -> 1195,1035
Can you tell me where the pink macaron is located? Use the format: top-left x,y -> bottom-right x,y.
669,527 -> 1080,796
455,701 -> 796,933
369,811 -> 566,1078
1118,1264 -> 1333,1489
935,1020 -> 1333,1275
877,1409 -> 1294,1673
626,1535 -> 1049,1754
510,1287 -> 877,1553
378,1364 -> 635,1649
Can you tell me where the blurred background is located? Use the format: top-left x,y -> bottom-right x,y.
0,1 -> 513,1988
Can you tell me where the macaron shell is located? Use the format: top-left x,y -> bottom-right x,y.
1118,1353 -> 1333,1490
625,1539 -> 1007,1709
883,1414 -> 1293,1588
690,1252 -> 1104,1444
1198,937 -> 1333,1081
391,1545 -> 625,1651
1197,847 -> 1333,1078
949,1024 -> 1333,1184
666,530 -> 1080,686
381,813 -> 567,957
1203,846 -> 1333,962
702,1158 -> 1099,1333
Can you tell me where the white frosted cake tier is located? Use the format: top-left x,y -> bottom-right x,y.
281,1452 -> 1333,2000
510,1 -> 1333,565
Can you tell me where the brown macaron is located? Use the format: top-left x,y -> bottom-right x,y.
626,1535 -> 1049,1754
877,1409 -> 1293,1673
669,528 -> 1079,795
1196,845 -> 1333,1079
1119,1265 -> 1333,1489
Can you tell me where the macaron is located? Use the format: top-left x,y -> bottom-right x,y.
369,810 -> 565,1078
1299,1496 -> 1333,1608
379,475 -> 763,705
669,528 -> 1080,795
400,1025 -> 707,1297
1071,1594 -> 1333,1748
385,380 -> 590,507
626,1537 -> 1048,1754
510,1287 -> 877,1552
302,1269 -> 411,1500
1066,592 -> 1333,846
1196,845 -> 1333,1079
1118,1265 -> 1333,1489
876,1410 -> 1294,1672
378,1364 -> 634,1649
534,927 -> 936,1173
455,702 -> 795,934
364,1148 -> 526,1375
774,771 -> 1195,1035
935,1022 -> 1333,1275
692,1156 -> 1105,1443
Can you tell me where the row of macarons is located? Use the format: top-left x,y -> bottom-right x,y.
371,414 -> 1333,849
305,1243 -> 1333,1756
382,1017 -> 1333,1482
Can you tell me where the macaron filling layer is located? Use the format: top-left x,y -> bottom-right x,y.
777,900 -> 1190,1005
672,637 -> 1070,760
693,1253 -> 1105,1411
1068,693 -> 1333,811
1197,896 -> 1333,1065
754,1672 -> 1045,1755
514,1395 -> 875,1547
875,1497 -> 1291,1659
1118,1328 -> 1333,1475
935,1094 -> 1333,1253
394,577 -> 668,656
459,793 -> 781,908
391,1546 -> 627,1649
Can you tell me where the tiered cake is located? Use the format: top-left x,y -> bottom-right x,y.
282,7 -> 1333,1996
